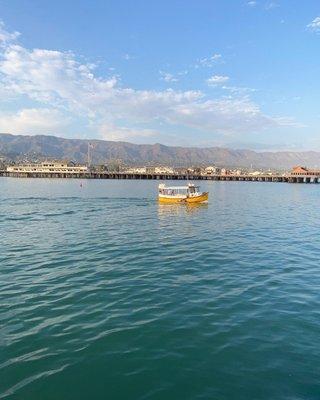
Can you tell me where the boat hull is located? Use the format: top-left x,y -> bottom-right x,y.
158,192 -> 209,204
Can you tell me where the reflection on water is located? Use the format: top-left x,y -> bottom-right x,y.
186,202 -> 209,212
157,202 -> 209,218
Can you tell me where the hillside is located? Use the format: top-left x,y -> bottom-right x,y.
0,133 -> 319,169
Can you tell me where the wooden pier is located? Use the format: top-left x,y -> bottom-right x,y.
1,169 -> 320,183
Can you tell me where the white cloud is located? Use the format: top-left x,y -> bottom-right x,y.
0,23 -> 298,141
123,53 -> 133,60
98,122 -> 157,142
246,1 -> 257,7
265,2 -> 279,10
307,17 -> 320,33
164,98 -> 280,133
221,85 -> 256,95
0,44 -> 118,113
196,53 -> 222,68
0,21 -> 20,44
0,108 -> 69,134
159,71 -> 178,83
273,116 -> 306,129
207,75 -> 230,86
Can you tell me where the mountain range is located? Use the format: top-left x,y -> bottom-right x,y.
0,133 -> 319,170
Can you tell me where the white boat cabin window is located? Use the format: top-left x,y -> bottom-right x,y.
159,186 -> 199,195
159,188 -> 186,195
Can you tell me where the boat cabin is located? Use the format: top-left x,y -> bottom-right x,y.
158,183 -> 199,197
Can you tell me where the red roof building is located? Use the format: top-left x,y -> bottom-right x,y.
291,166 -> 320,176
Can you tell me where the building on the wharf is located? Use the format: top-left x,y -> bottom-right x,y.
203,166 -> 221,175
7,160 -> 88,174
249,170 -> 262,176
124,167 -> 147,174
291,166 -> 320,176
220,168 -> 229,176
146,166 -> 175,174
186,167 -> 202,174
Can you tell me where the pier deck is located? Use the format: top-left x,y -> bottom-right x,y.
1,170 -> 319,183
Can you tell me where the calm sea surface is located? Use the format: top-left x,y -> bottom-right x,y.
1,178 -> 320,400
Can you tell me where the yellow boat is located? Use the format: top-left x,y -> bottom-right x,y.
158,183 -> 209,204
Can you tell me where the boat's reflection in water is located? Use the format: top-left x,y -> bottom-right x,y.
157,202 -> 208,218
157,203 -> 209,240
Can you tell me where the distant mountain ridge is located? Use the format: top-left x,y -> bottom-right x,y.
0,133 -> 319,169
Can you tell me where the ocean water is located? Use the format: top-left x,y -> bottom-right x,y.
1,178 -> 320,400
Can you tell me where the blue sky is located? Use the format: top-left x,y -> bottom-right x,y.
0,0 -> 320,150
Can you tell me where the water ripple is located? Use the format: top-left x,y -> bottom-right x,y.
1,179 -> 320,399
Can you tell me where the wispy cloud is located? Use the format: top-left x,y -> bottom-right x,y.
122,53 -> 133,60
222,85 -> 257,95
0,21 -> 20,44
195,53 -> 222,68
207,75 -> 230,86
0,22 -> 298,142
0,108 -> 69,134
246,1 -> 279,11
307,17 -> 320,33
159,71 -> 178,83
265,2 -> 279,10
98,122 -> 157,142
177,70 -> 188,76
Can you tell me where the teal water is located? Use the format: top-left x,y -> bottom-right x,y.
1,178 -> 320,400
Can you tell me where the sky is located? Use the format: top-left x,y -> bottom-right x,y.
0,0 -> 320,150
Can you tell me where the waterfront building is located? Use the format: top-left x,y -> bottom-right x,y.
187,167 -> 202,174
220,168 -> 228,176
125,167 -> 147,174
7,160 -> 88,174
154,166 -> 175,174
249,171 -> 262,176
291,166 -> 320,176
204,166 -> 221,175
146,166 -> 175,174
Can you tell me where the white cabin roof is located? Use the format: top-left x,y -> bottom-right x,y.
158,184 -> 199,190
161,186 -> 189,190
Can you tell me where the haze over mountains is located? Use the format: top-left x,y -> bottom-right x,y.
0,133 -> 319,170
